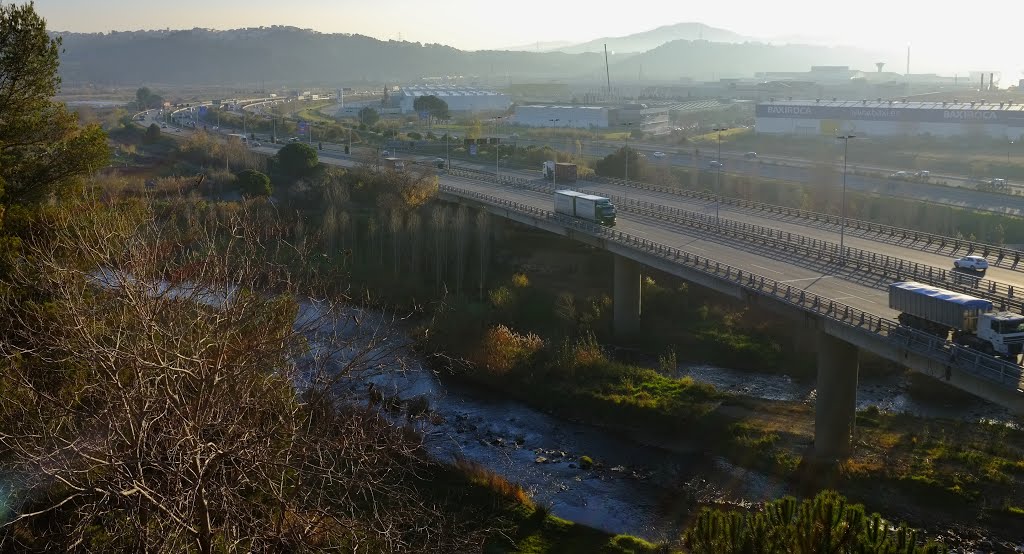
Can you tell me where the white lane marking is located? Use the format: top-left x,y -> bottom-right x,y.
780,276 -> 833,283
751,264 -> 783,275
833,294 -> 876,304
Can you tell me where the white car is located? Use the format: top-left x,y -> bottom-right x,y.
708,160 -> 723,169
953,255 -> 989,271
652,151 -> 666,159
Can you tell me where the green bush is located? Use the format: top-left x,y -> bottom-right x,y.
236,169 -> 272,197
682,491 -> 946,553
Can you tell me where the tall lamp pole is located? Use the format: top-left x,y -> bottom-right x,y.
494,116 -> 503,177
712,127 -> 729,225
622,122 -> 634,188
837,134 -> 857,263
548,118 -> 560,186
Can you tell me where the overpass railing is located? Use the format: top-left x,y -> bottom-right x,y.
589,174 -> 1024,270
438,182 -> 1023,390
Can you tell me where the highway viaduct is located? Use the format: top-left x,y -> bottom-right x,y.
436,182 -> 1024,462
150,111 -> 1024,460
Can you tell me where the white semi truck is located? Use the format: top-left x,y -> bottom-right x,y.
889,281 -> 1024,359
554,190 -> 616,226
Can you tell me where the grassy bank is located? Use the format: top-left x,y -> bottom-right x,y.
425,461 -> 663,553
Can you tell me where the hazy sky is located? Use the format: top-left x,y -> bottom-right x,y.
32,0 -> 1023,79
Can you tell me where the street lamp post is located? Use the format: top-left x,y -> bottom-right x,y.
549,119 -> 560,186
1009,140 -> 1015,165
837,134 -> 857,263
494,116 -> 503,177
622,122 -> 634,188
712,127 -> 729,225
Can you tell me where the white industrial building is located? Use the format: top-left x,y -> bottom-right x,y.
756,99 -> 1024,139
396,85 -> 510,114
513,105 -> 611,128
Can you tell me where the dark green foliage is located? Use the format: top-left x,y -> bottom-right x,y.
135,87 -> 163,110
682,491 -> 946,554
0,3 -> 108,207
144,123 -> 160,143
412,95 -> 450,121
236,169 -> 272,197
358,106 -> 380,126
273,142 -> 319,180
595,147 -> 647,181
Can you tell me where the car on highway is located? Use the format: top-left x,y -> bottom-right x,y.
381,150 -> 391,157
708,160 -> 723,169
652,151 -> 666,159
251,141 -> 262,147
953,255 -> 989,271
744,152 -> 758,160
889,171 -> 909,179
434,157 -> 446,168
289,137 -> 300,142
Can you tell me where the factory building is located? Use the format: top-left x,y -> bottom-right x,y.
513,104 -> 671,134
396,85 -> 510,114
755,99 -> 1024,139
513,105 -> 611,128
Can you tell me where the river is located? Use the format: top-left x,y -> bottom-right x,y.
366,354 -> 1021,544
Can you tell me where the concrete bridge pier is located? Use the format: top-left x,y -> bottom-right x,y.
613,255 -> 642,338
814,331 -> 860,461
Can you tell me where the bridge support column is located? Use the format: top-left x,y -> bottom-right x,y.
814,331 -> 859,461
613,255 -> 642,338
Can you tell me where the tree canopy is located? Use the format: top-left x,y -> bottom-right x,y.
274,142 -> 319,180
358,106 -> 380,126
236,169 -> 272,197
594,146 -> 647,181
136,86 -> 164,110
0,3 -> 108,207
412,95 -> 450,121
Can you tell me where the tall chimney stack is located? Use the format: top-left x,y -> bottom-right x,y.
981,74 -> 985,91
990,72 -> 995,91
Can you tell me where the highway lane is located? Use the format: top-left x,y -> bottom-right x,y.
560,180 -> 1024,291
203,131 -> 1024,313
257,144 -> 896,317
440,173 -> 895,319
514,136 -> 1020,192
386,141 -> 1024,216
276,146 -> 1024,300
383,154 -> 1024,288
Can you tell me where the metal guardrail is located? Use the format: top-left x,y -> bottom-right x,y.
448,167 -> 1024,313
589,174 -> 1024,271
439,180 -> 1023,389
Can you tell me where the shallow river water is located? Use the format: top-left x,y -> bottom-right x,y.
369,357 -> 1022,544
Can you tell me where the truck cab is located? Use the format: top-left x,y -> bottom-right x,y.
974,312 -> 1024,357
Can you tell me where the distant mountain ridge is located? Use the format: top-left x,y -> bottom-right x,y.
557,22 -> 753,55
48,25 -> 887,87
603,39 -> 889,82
51,27 -> 604,86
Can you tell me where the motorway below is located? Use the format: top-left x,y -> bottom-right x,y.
250,139 -> 899,321
248,139 -> 1024,302
145,111 -> 1024,322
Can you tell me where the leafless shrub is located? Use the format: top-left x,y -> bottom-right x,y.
0,198 -> 493,552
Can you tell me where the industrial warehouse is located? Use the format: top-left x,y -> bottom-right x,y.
395,85 -> 510,114
755,99 -> 1024,139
